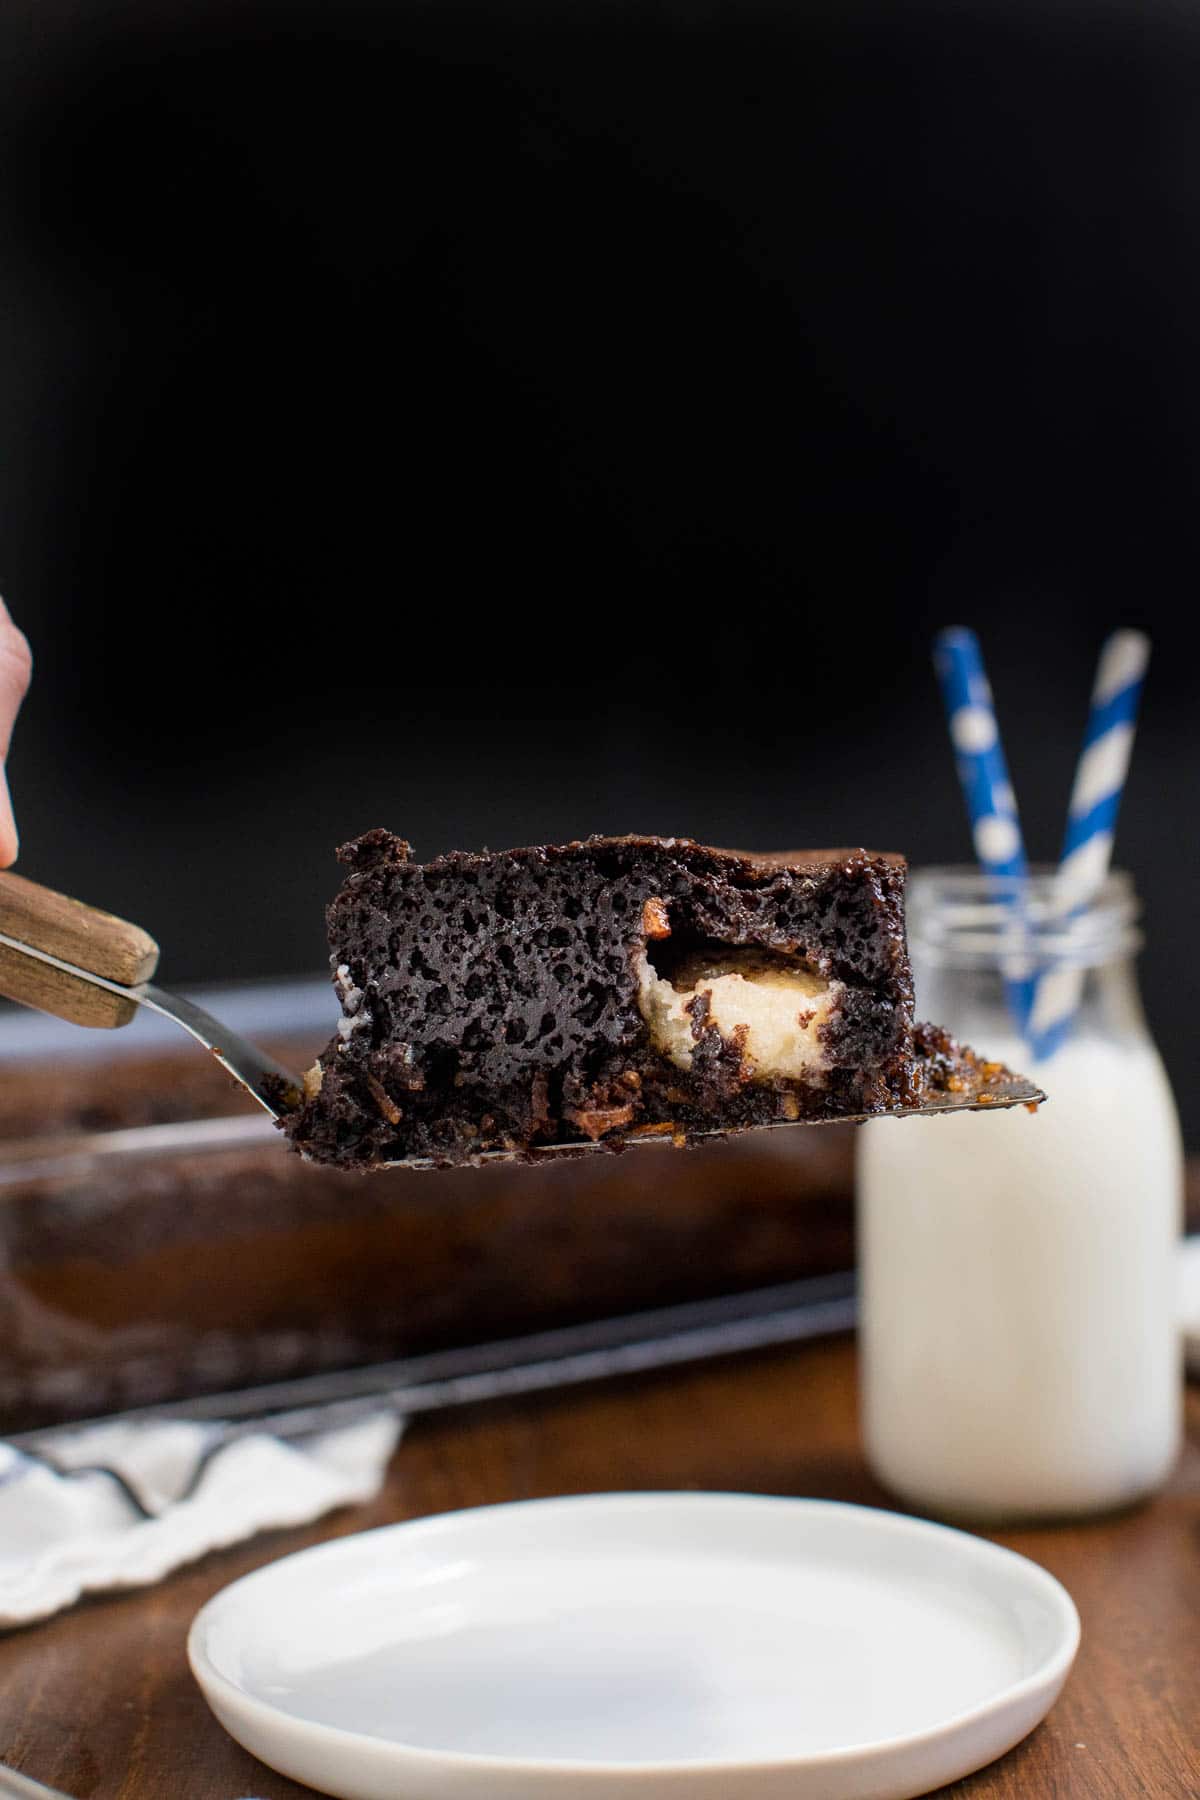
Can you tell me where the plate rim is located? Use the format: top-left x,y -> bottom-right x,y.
188,1490 -> 1081,1779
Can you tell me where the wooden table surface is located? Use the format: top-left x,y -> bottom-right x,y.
1,1335 -> 1198,1798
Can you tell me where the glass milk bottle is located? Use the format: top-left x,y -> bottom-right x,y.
858,868 -> 1183,1523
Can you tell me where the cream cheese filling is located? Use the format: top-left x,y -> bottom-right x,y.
334,962 -> 371,1044
636,946 -> 841,1081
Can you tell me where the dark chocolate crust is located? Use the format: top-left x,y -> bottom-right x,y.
284,832 -> 920,1168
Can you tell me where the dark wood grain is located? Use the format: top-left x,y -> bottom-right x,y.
0,872 -> 159,1030
0,873 -> 160,989
1,1338 -> 1197,1797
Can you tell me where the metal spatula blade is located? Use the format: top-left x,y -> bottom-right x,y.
0,872 -> 1045,1170
0,926 -> 302,1111
376,1070 -> 1046,1168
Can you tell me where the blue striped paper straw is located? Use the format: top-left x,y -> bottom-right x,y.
1058,629 -> 1150,904
934,627 -> 1034,1036
1027,630 -> 1150,1056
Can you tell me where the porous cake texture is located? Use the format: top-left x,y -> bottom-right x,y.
284,832 -> 925,1168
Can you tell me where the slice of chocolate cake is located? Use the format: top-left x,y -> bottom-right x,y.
285,832 -> 937,1169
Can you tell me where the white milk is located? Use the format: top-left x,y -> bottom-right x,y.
858,871 -> 1183,1523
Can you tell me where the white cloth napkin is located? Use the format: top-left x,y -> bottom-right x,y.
0,1411 -> 403,1627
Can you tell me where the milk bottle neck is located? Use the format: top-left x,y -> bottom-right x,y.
906,867 -> 1148,1055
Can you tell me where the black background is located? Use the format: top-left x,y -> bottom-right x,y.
0,1 -> 1196,1137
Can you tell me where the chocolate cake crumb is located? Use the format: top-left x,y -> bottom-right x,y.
284,833 -> 936,1169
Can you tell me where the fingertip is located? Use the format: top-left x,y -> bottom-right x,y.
0,618 -> 32,691
0,617 -> 31,767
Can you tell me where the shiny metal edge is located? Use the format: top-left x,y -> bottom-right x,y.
10,1270 -> 858,1450
379,1077 -> 1047,1169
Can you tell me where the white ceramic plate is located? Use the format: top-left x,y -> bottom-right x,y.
189,1492 -> 1079,1800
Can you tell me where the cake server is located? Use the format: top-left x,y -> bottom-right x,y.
0,871 -> 1045,1166
0,871 -> 307,1107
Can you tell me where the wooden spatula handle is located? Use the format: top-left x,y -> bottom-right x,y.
0,870 -> 160,1029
